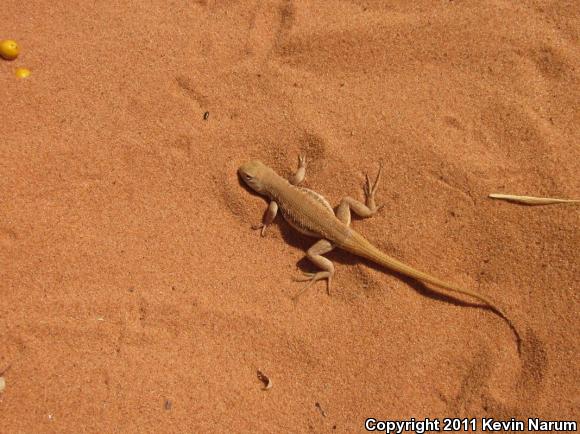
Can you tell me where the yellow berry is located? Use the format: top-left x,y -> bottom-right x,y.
15,67 -> 30,78
0,39 -> 20,60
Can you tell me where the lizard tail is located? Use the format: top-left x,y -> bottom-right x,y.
340,231 -> 522,352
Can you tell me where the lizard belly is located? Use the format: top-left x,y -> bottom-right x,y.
280,188 -> 335,237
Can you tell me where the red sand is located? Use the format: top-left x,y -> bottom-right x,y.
1,1 -> 578,432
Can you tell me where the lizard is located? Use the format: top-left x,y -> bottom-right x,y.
239,156 -> 521,351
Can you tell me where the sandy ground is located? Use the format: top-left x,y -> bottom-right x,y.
1,1 -> 579,432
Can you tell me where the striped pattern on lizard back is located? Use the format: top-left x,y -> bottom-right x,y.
277,187 -> 350,241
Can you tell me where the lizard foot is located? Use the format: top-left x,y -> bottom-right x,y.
251,223 -> 268,236
292,271 -> 332,301
298,154 -> 307,169
363,164 -> 384,212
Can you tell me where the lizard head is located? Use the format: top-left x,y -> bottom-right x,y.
238,160 -> 270,194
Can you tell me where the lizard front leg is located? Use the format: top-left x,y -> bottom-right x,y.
336,165 -> 383,226
292,239 -> 334,300
252,200 -> 278,236
289,155 -> 307,185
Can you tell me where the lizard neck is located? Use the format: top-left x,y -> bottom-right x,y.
263,170 -> 292,201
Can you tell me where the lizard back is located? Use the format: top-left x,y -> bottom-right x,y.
265,174 -> 352,243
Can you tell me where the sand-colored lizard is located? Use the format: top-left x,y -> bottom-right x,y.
239,156 -> 520,350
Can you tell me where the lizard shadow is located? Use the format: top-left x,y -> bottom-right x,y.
278,222 -> 359,268
361,257 -> 489,310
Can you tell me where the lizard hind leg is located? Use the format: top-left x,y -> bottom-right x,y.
336,165 -> 383,226
292,239 -> 335,301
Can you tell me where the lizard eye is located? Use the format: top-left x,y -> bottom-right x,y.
244,174 -> 253,181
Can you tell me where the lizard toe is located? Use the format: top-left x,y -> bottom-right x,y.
294,272 -> 316,281
292,271 -> 333,301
